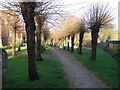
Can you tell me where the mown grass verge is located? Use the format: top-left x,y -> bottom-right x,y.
3,47 -> 68,88
0,45 -> 27,53
64,47 -> 118,88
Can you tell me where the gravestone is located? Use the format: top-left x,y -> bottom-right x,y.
0,48 -> 8,83
0,48 -> 2,89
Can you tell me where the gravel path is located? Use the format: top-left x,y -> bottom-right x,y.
50,47 -> 109,88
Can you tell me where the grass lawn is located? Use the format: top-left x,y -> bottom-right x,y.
3,47 -> 68,88
0,45 -> 51,55
42,46 -> 52,55
65,47 -> 118,88
0,45 -> 27,53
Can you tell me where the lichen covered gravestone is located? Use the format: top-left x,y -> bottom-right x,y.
0,48 -> 8,83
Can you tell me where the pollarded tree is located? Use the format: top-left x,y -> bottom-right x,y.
67,35 -> 70,51
86,3 -> 113,60
34,0 -> 62,61
35,15 -> 44,61
3,10 -> 20,56
42,25 -> 50,51
77,19 -> 87,54
61,16 -> 80,52
0,1 -> 39,81
17,25 -> 26,51
49,29 -> 67,48
19,2 -> 39,81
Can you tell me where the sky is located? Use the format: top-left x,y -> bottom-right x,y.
0,0 -> 119,30
62,0 -> 119,30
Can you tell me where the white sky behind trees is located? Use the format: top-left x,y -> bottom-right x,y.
0,0 -> 119,30
62,0 -> 119,30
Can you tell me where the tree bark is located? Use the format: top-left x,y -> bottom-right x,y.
18,44 -> 21,51
91,30 -> 99,60
35,16 -> 43,61
17,34 -> 21,51
27,28 -> 39,80
20,2 -> 39,81
0,23 -> 2,46
43,39 -> 46,51
35,30 -> 43,61
78,32 -> 84,54
12,27 -> 16,56
59,39 -> 62,48
71,35 -> 75,52
67,35 -> 70,51
63,38 -> 66,50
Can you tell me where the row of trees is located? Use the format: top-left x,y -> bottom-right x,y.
0,0 -> 62,81
0,1 -> 114,81
0,10 -> 25,56
50,16 -> 87,54
50,3 -> 113,60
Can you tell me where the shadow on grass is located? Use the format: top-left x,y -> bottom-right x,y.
3,55 -> 68,88
63,47 -> 118,88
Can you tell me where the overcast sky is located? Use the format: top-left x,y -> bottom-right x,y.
62,0 -> 119,30
0,0 -> 119,30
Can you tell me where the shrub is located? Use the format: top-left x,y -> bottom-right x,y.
98,42 -> 120,63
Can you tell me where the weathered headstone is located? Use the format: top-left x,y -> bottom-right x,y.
0,48 -> 8,83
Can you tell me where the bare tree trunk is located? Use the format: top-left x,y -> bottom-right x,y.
12,28 -> 16,56
0,23 -> 2,46
18,43 -> 21,51
63,38 -> 66,50
53,38 -> 56,47
35,16 -> 43,61
36,32 -> 43,61
91,30 -> 98,60
65,37 -> 67,49
58,39 -> 60,48
71,34 -> 75,52
42,33 -> 47,51
43,40 -> 46,51
78,32 -> 84,54
27,28 -> 39,80
67,35 -> 70,51
41,37 -> 46,52
59,39 -> 62,48
18,34 -> 21,51
20,2 -> 39,81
